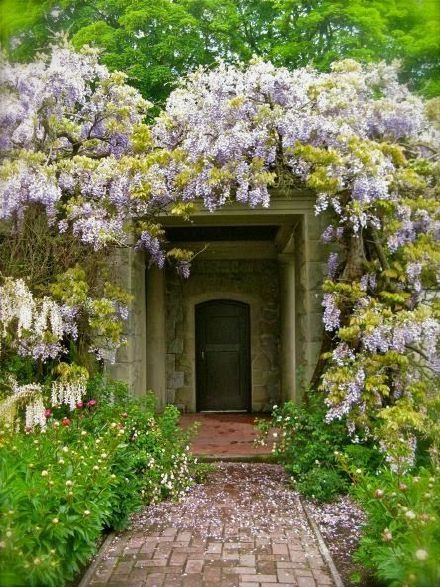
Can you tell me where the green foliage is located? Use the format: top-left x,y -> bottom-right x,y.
1,0 -> 438,103
0,355 -> 36,387
256,393 -> 380,501
0,206 -> 131,376
0,379 -> 198,587
351,467 -> 440,587
84,389 -> 198,505
294,467 -> 348,502
343,444 -> 383,472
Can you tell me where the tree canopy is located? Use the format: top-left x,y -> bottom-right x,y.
1,0 -> 439,104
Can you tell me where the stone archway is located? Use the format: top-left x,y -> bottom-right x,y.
181,287 -> 276,413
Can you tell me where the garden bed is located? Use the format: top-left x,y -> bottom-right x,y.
0,385 -> 200,587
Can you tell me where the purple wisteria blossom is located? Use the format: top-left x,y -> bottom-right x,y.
136,232 -> 166,268
321,225 -> 344,243
387,205 -> 417,252
352,175 -> 390,204
327,252 -> 339,279
322,293 -> 341,332
0,163 -> 62,221
332,342 -> 355,366
0,43 -> 149,247
325,368 -> 366,423
176,262 -> 191,279
406,262 -> 422,292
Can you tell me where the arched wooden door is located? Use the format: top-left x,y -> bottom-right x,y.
195,300 -> 251,412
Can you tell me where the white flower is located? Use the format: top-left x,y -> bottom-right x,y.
415,549 -> 428,561
405,510 -> 416,519
51,379 -> 86,411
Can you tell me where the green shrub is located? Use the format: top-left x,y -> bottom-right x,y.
81,381 -> 197,506
256,392 -> 381,501
0,418 -> 125,586
351,467 -> 440,587
293,467 -> 348,502
343,444 -> 383,472
0,383 -> 197,587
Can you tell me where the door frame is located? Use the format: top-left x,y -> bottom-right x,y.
195,299 -> 251,413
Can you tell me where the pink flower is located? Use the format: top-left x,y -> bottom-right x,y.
62,417 -> 71,427
382,528 -> 393,542
87,400 -> 97,408
44,409 -> 52,418
76,402 -> 84,409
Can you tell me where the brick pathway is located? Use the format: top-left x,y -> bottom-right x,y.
81,464 -> 335,587
180,414 -> 275,458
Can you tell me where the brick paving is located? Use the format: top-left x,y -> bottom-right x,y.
180,414 -> 275,458
81,464 -> 335,587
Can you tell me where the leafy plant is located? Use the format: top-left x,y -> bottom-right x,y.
256,393 -> 379,501
351,467 -> 440,587
293,467 -> 348,502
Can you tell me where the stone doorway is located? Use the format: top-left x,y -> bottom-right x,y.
108,195 -> 328,411
164,231 -> 281,413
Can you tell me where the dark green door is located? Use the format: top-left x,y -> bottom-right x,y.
196,300 -> 251,412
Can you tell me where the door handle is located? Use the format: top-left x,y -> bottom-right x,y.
201,350 -> 205,360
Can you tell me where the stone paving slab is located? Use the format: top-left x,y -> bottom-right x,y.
80,464 -> 335,587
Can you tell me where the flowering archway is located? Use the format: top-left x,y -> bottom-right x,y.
1,43 -> 439,468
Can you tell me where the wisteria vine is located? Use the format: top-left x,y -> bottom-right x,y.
149,58 -> 439,466
0,43 -> 439,464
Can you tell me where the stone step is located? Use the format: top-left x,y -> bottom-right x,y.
194,453 -> 278,463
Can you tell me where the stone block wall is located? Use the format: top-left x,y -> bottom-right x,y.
294,213 -> 331,389
106,247 -> 147,396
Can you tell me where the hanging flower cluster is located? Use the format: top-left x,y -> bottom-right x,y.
0,272 -> 130,366
0,381 -> 46,431
0,36 -> 150,248
50,363 -> 89,411
0,277 -> 76,360
0,363 -> 89,432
